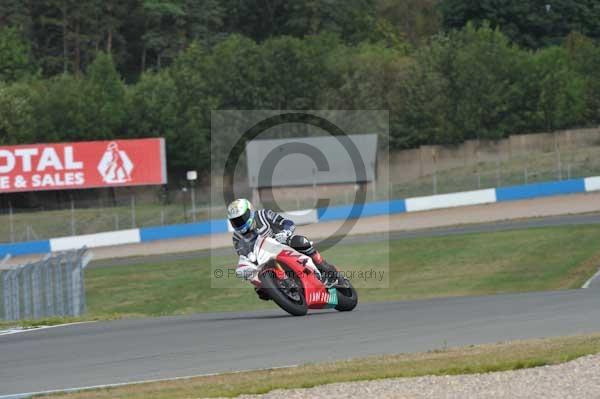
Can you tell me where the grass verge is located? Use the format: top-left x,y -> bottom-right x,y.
44,333 -> 600,398
85,224 -> 600,318
3,224 -> 600,327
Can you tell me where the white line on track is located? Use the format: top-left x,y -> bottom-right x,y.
582,268 -> 600,289
0,321 -> 95,337
0,364 -> 299,399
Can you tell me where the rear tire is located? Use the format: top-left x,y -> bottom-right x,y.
260,267 -> 308,316
335,279 -> 358,312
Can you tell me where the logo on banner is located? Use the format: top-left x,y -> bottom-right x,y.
97,142 -> 133,183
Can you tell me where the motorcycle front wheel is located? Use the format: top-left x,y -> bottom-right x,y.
260,263 -> 308,316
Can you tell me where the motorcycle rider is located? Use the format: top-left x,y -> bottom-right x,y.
227,198 -> 339,299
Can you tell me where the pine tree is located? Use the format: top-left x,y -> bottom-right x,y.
141,0 -> 185,70
183,0 -> 224,46
82,52 -> 126,138
0,27 -> 36,82
0,0 -> 33,32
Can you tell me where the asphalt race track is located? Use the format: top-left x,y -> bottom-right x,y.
2,289 -> 600,397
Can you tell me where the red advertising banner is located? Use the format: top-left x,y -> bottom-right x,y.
0,138 -> 167,193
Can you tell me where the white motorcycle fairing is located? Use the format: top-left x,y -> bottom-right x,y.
254,236 -> 321,276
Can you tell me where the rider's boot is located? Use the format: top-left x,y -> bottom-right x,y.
289,235 -> 340,287
308,250 -> 340,288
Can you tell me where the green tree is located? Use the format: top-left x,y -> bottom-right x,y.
125,69 -> 201,173
0,0 -> 33,32
528,46 -> 585,131
81,52 -> 126,138
141,0 -> 186,70
33,74 -> 86,142
286,0 -> 376,44
168,43 -> 218,172
0,27 -> 36,82
95,0 -> 129,54
377,0 -> 441,46
83,0 -> 132,75
450,23 -> 530,140
260,34 -> 337,109
0,81 -> 36,144
220,0 -> 376,44
32,54 -> 125,143
324,40 -> 410,110
397,23 -> 532,147
125,70 -> 178,138
396,36 -> 454,147
440,0 -> 600,48
206,34 -> 263,108
183,0 -> 225,45
566,31 -> 600,124
36,0 -> 101,75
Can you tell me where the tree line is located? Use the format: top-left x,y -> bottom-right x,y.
1,0 -> 600,179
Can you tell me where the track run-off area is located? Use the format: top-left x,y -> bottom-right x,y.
2,212 -> 600,397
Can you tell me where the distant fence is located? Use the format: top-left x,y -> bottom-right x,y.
1,248 -> 92,321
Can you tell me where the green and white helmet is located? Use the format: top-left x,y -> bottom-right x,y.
227,198 -> 256,234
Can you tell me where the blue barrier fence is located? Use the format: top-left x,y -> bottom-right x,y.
140,219 -> 229,242
0,240 -> 51,258
496,179 -> 586,202
317,199 -> 406,221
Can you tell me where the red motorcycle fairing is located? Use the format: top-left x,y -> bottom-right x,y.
273,249 -> 338,309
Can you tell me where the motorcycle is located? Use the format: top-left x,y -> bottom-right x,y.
246,235 -> 358,316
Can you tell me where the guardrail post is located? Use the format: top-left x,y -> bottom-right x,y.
71,256 -> 81,316
69,251 -> 80,316
54,255 -> 64,316
32,264 -> 42,319
45,257 -> 55,317
1,249 -> 90,321
79,248 -> 92,316
64,253 -> 74,316
22,265 -> 33,320
11,269 -> 20,320
2,271 -> 11,321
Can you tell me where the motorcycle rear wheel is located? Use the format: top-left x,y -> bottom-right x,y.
261,265 -> 308,316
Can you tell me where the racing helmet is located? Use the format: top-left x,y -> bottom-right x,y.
227,198 -> 256,235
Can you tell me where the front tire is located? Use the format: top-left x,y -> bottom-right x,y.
260,265 -> 308,316
335,279 -> 358,312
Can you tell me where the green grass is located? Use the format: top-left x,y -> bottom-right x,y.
81,224 -> 600,319
44,333 -> 600,398
3,224 -> 598,326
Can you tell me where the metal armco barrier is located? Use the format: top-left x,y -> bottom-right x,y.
0,248 -> 92,321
